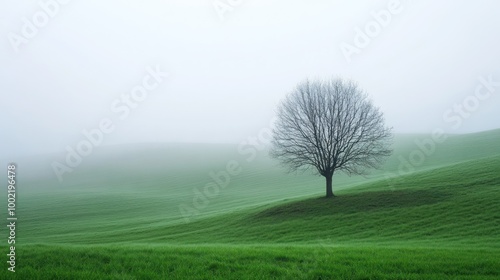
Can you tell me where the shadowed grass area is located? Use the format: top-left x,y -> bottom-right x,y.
255,189 -> 451,218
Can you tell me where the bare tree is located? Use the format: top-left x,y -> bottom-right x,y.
270,78 -> 392,198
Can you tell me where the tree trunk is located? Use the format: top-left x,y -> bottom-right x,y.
325,174 -> 334,198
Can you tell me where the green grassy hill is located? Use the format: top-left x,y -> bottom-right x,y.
20,152 -> 499,247
156,155 -> 500,247
1,129 -> 499,279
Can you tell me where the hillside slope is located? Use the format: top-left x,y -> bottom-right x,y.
19,154 -> 500,247
2,129 -> 499,245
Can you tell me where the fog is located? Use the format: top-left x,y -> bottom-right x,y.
2,0 -> 500,159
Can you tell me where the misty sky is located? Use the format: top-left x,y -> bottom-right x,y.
1,0 -> 500,158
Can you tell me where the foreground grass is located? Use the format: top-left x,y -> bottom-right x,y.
2,245 -> 500,279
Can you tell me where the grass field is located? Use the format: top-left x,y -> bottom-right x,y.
1,129 -> 500,279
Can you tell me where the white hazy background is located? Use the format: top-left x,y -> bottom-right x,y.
1,0 -> 500,159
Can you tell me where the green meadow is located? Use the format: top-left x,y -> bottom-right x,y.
2,129 -> 500,279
